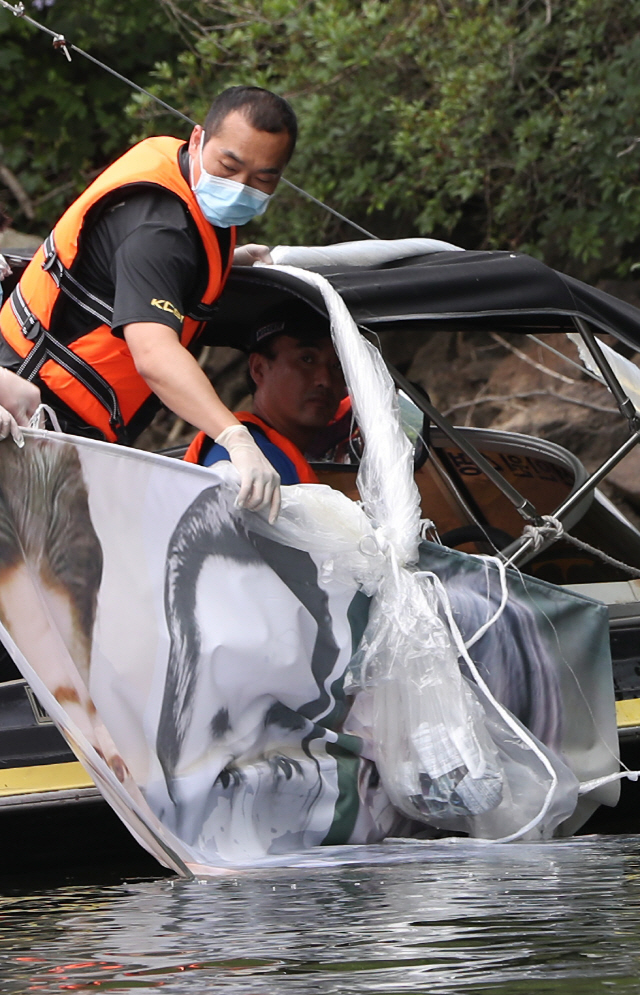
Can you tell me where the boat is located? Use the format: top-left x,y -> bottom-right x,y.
2,238 -> 640,869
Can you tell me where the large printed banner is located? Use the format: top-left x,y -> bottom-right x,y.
0,431 -> 621,872
0,432 -> 394,873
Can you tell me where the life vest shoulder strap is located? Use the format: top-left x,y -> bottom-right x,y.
41,233 -> 115,326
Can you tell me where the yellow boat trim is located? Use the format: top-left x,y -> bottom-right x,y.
616,699 -> 640,729
0,761 -> 95,796
0,705 -> 637,796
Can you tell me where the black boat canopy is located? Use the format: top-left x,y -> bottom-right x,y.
209,250 -> 640,351
3,244 -> 640,350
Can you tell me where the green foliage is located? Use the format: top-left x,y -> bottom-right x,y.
3,0 -> 640,277
0,0 -> 182,233
146,0 -> 640,275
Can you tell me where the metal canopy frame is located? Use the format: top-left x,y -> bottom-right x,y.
379,319 -> 640,566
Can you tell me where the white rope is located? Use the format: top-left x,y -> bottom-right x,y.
29,404 -> 61,432
419,519 -> 441,543
579,769 -> 640,794
464,556 -> 510,650
562,531 -> 640,580
427,563 -> 562,843
520,511 -> 640,579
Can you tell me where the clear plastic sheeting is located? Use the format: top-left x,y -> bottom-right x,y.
416,540 -> 620,832
353,567 -> 506,825
568,330 -> 640,414
262,263 -> 422,568
270,238 -> 463,270
343,561 -> 580,842
263,264 -> 595,842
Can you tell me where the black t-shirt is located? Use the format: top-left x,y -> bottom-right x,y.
56,146 -> 231,342
0,145 -> 230,364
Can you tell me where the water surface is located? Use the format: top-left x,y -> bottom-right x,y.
2,836 -> 640,993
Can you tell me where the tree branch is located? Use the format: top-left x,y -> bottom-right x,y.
0,163 -> 34,220
490,332 -> 577,384
33,169 -> 102,208
443,390 -> 618,417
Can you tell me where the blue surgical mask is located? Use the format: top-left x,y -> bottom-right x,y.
191,132 -> 271,228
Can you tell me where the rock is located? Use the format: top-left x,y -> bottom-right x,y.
405,329 -> 630,470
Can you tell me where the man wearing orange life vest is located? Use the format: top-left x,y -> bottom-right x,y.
0,86 -> 297,522
184,300 -> 349,483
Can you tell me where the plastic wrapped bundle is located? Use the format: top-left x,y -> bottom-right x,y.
344,560 -> 580,840
361,570 -> 504,825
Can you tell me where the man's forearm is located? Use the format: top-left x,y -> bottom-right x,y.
123,319 -> 281,521
123,321 -> 239,440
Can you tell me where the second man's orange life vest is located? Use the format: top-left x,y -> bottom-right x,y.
184,412 -> 320,484
0,136 -> 235,443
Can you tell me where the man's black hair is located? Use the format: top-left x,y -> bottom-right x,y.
204,86 -> 297,159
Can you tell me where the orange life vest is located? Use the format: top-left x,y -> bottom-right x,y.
184,412 -> 319,484
0,136 -> 235,443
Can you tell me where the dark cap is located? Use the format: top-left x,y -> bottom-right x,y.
249,299 -> 330,351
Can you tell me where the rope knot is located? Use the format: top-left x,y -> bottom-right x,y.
522,515 -> 564,551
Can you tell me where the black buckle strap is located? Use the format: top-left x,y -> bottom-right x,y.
10,285 -> 42,342
42,234 -> 113,325
44,334 -> 125,438
12,296 -> 126,440
43,231 -> 213,326
41,233 -> 59,274
19,331 -> 126,440
16,334 -> 47,382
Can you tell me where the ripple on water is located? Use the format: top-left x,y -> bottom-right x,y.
2,836 -> 640,994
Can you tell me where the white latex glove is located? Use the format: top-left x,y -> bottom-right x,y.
215,423 -> 281,523
233,243 -> 274,266
0,405 -> 24,447
0,368 -> 41,426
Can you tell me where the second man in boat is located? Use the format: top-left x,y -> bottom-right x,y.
184,299 -> 350,481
